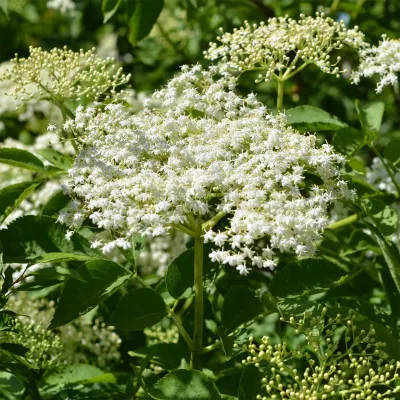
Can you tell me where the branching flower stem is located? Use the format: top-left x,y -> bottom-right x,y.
133,273 -> 194,351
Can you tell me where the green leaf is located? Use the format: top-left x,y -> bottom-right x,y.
28,265 -> 86,282
108,287 -> 166,330
166,249 -> 194,299
285,105 -> 347,132
43,364 -> 116,394
361,197 -> 398,237
383,138 -> 400,166
115,234 -> 145,269
355,100 -> 384,140
238,364 -> 262,400
166,245 -> 217,299
36,149 -> 73,171
332,127 -> 366,155
0,0 -> 9,17
221,286 -> 265,332
128,343 -> 189,370
369,224 -> 400,297
41,190 -> 70,216
259,288 -> 279,312
0,148 -> 44,172
32,252 -> 95,264
0,343 -> 28,357
102,0 -> 123,23
0,215 -> 98,263
127,0 -> 164,46
0,357 -> 40,399
216,326 -> 235,358
148,369 -> 221,400
0,238 -> 3,275
0,182 -> 40,224
269,258 -> 350,299
49,260 -> 131,329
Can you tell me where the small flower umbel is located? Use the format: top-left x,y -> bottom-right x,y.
205,13 -> 366,111
1,46 -> 131,108
241,308 -> 400,399
352,35 -> 400,93
61,65 -> 350,368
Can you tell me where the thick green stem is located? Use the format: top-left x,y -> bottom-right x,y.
191,219 -> 204,369
327,214 -> 358,230
276,79 -> 284,113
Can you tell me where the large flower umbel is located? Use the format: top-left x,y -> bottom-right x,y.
61,66 -> 350,274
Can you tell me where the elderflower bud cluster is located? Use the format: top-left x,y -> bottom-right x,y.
144,322 -> 179,345
1,316 -> 63,370
352,35 -> 400,93
9,293 -> 122,369
1,46 -> 131,105
60,65 -> 350,275
241,309 -> 400,399
205,13 -> 366,82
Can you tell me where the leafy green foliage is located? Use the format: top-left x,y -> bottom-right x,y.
0,182 -> 39,224
238,364 -> 262,400
355,100 -> 385,141
41,190 -> 70,217
285,105 -> 347,132
0,148 -> 45,172
42,364 -> 116,395
128,343 -> 189,370
127,0 -> 164,46
102,0 -> 123,23
332,127 -> 367,155
148,369 -> 221,400
166,248 -> 194,299
49,260 -> 132,329
221,286 -> 265,332
361,197 -> 398,237
108,288 -> 166,330
383,138 -> 400,166
36,149 -> 73,170
0,215 -> 97,263
269,258 -> 351,298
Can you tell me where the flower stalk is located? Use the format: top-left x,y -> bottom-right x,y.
191,215 -> 204,369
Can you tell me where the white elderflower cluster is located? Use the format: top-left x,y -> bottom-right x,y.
61,66 -> 350,274
1,46 -> 131,106
47,0 -> 76,14
205,13 -> 366,82
352,36 -> 400,93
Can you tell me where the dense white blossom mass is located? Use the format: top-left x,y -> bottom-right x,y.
352,36 -> 400,93
205,13 -> 366,82
61,66 -> 351,274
